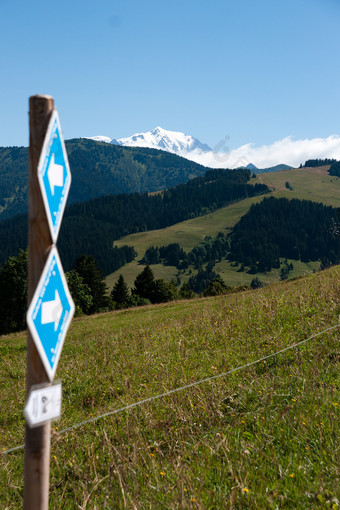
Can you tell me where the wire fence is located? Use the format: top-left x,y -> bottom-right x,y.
2,322 -> 339,456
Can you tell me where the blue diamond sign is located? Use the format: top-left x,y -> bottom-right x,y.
27,246 -> 75,381
37,109 -> 71,243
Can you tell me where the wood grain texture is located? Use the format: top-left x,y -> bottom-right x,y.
24,95 -> 54,510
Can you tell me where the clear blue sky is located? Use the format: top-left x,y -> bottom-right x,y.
1,0 -> 340,150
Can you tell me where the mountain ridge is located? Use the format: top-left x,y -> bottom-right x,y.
85,126 -> 295,171
0,139 -> 293,222
86,126 -> 212,155
0,168 -> 268,274
0,139 -> 212,221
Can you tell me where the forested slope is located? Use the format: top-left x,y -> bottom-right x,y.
0,139 -> 217,220
0,169 -> 268,274
229,197 -> 339,271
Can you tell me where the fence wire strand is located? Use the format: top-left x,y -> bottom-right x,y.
2,322 -> 339,456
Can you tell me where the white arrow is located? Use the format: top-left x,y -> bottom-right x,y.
41,290 -> 63,331
47,153 -> 64,195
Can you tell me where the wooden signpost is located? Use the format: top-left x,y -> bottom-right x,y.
24,95 -> 74,510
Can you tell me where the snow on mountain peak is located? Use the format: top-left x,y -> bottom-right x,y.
84,135 -> 112,144
116,126 -> 212,155
83,129 -> 340,170
85,127 -> 212,157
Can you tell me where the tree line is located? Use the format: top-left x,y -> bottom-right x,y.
301,158 -> 336,168
0,138 -> 212,221
140,197 -> 340,279
300,158 -> 340,178
0,168 -> 268,274
329,161 -> 340,177
141,234 -> 231,270
0,252 -> 194,335
229,197 -> 340,272
1,247 -> 255,335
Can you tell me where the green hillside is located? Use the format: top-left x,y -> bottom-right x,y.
0,168 -> 267,272
1,266 -> 339,508
254,165 -> 340,205
0,140 -> 212,220
255,163 -> 292,173
108,166 -> 340,289
109,195 -> 269,288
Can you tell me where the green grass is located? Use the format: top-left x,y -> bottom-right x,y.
107,166 -> 340,290
114,194 -> 266,256
107,261 -> 180,289
1,266 -> 340,508
214,259 -> 320,287
253,165 -> 340,206
107,194 -> 270,289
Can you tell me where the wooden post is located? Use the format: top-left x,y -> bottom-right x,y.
24,95 -> 54,510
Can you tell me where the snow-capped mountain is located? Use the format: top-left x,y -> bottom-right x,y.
87,135 -> 113,144
116,126 -> 212,154
84,127 -> 305,169
84,128 -> 257,168
85,126 -> 212,159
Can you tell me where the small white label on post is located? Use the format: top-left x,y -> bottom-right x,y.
24,381 -> 62,428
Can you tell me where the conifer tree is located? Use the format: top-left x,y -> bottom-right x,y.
111,274 -> 130,309
66,269 -> 93,315
152,279 -> 178,303
74,255 -> 108,313
133,265 -> 155,301
0,250 -> 28,334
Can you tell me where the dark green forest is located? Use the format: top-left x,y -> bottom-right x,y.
302,158 -> 336,168
0,255 -> 187,335
0,146 -> 28,219
229,197 -> 340,271
140,195 -> 340,278
0,139 -> 215,220
329,161 -> 340,177
0,169 -> 268,274
1,195 -> 339,335
141,234 -> 231,270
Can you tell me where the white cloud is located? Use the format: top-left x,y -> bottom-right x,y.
185,135 -> 340,169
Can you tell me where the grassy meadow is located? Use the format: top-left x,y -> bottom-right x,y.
1,265 -> 339,508
107,166 -> 340,289
254,165 -> 340,206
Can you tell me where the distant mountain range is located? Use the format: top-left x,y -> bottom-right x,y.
86,126 -> 212,155
0,140 -> 211,221
85,127 -> 293,172
245,163 -> 292,173
0,135 -> 292,222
